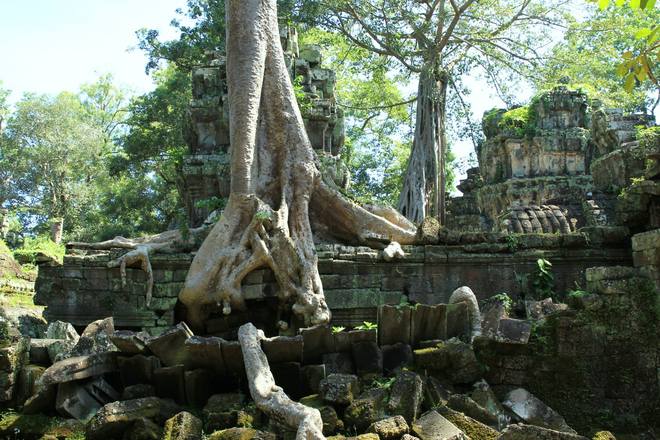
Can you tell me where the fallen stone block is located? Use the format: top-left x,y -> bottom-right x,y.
351,340 -> 382,376
38,352 -> 117,388
382,342 -> 413,375
502,388 -> 577,434
56,377 -> 119,420
86,397 -> 181,440
388,370 -> 424,423
121,383 -> 155,400
447,394 -> 498,427
367,415 -> 409,440
185,368 -> 217,407
412,410 -> 467,440
496,319 -> 532,344
319,373 -> 359,405
262,335 -> 303,364
301,364 -> 326,395
162,411 -> 203,440
153,364 -> 186,404
146,322 -> 193,367
29,339 -> 59,365
411,304 -> 447,345
498,423 -> 588,439
323,351 -> 355,375
123,417 -> 163,440
46,321 -> 79,342
110,330 -> 150,354
183,336 -> 227,374
300,325 -> 335,364
119,355 -> 161,386
15,364 -> 45,407
378,305 -> 412,345
207,427 -> 276,440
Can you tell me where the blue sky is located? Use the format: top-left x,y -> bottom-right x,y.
0,0 -> 187,102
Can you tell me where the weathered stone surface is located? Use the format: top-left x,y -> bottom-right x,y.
367,415 -> 409,440
447,394 -> 498,427
56,377 -> 119,420
497,319 -> 532,344
424,376 -> 452,408
15,364 -> 44,406
29,339 -> 58,365
412,410 -> 467,440
502,389 -> 576,434
498,424 -> 588,439
271,361 -> 304,399
382,342 -> 413,375
414,339 -> 482,384
45,321 -> 79,341
123,417 -> 163,440
119,354 -> 160,386
121,383 -> 155,400
378,305 -> 412,345
301,364 -> 326,394
207,428 -> 276,440
262,335 -> 303,364
61,317 -> 117,361
524,298 -> 568,321
153,364 -> 186,404
162,411 -> 203,440
47,339 -> 76,363
110,330 -> 150,354
86,397 -> 181,440
319,373 -> 359,405
146,322 -> 193,367
301,325 -> 335,364
323,351 -> 354,375
411,304 -> 448,346
388,370 -> 424,423
344,391 -> 386,432
184,368 -> 217,407
0,335 -> 29,401
470,380 -> 506,424
38,352 -> 117,387
351,340 -> 382,376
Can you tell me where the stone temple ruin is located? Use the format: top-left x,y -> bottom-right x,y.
1,14 -> 659,440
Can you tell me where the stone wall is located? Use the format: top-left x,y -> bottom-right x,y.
474,266 -> 659,434
35,230 -> 630,335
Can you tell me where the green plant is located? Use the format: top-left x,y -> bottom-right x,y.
12,236 -> 65,265
491,293 -> 513,314
505,234 -> 520,252
498,106 -> 530,138
531,258 -> 555,300
194,196 -> 226,212
371,376 -> 395,389
293,76 -> 314,115
355,321 -> 377,331
332,326 -> 346,334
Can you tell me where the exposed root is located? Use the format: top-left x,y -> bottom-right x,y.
449,286 -> 482,341
239,323 -> 325,439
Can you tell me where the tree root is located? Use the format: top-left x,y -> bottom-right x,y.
239,322 -> 325,440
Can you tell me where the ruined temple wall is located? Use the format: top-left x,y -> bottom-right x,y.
34,234 -> 631,334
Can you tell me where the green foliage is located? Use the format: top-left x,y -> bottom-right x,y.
331,325 -> 346,333
537,5 -> 659,111
531,258 -> 555,300
498,106 -> 531,138
254,211 -> 272,222
194,196 -> 226,212
636,125 -> 660,152
13,236 -> 65,264
371,376 -> 396,390
355,321 -> 377,331
293,76 -> 315,115
491,293 -> 513,314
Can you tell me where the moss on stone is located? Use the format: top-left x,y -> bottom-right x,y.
437,406 -> 499,440
0,411 -> 85,440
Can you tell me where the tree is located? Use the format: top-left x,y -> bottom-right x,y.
538,4 -> 660,112
3,92 -> 106,242
311,0 -> 567,224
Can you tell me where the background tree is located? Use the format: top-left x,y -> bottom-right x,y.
3,92 -> 106,242
537,4 -> 660,112
311,0 -> 568,224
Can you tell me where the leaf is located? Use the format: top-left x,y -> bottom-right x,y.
615,0 -> 625,4
644,0 -> 657,9
598,0 -> 610,8
616,63 -> 629,77
630,0 -> 641,8
635,28 -> 652,39
635,66 -> 648,82
624,73 -> 636,93
622,51 -> 634,59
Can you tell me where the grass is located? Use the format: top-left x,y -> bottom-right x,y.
12,236 -> 65,265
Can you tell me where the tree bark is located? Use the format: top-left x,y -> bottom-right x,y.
398,65 -> 448,225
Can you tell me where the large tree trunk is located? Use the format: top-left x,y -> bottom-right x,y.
398,65 -> 448,225
177,0 -> 416,333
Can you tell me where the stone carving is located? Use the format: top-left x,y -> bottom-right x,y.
499,204 -> 575,234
